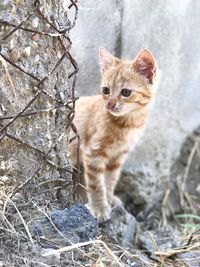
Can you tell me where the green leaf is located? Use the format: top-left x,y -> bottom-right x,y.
175,214 -> 200,220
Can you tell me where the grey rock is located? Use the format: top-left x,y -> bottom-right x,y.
101,205 -> 136,247
176,251 -> 200,267
138,225 -> 182,255
117,165 -> 164,229
35,204 -> 98,244
117,165 -> 157,210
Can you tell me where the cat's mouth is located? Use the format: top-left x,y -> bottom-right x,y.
106,105 -> 123,115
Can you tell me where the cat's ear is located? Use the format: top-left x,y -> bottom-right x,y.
134,49 -> 157,84
99,47 -> 119,72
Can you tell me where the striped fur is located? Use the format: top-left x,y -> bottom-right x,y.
70,48 -> 160,223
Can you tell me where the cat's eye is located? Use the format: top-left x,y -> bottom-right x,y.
102,87 -> 110,95
121,89 -> 132,97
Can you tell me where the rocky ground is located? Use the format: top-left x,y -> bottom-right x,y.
0,127 -> 200,267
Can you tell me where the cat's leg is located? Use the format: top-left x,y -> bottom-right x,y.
105,166 -> 122,206
83,152 -> 111,223
105,156 -> 126,206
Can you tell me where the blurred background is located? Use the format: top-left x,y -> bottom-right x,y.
71,0 -> 200,208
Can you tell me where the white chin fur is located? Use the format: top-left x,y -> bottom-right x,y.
108,109 -> 128,117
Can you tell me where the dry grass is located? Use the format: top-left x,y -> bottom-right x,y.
0,184 -> 199,267
0,135 -> 200,266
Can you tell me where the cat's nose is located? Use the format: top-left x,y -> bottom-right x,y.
107,101 -> 116,109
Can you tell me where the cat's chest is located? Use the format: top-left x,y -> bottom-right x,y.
105,128 -> 143,154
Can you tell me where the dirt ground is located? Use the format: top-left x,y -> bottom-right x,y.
0,129 -> 200,267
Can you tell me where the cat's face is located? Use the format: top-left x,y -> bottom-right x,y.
99,48 -> 160,116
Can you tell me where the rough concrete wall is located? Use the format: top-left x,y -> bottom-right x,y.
70,0 -> 123,96
70,0 -> 200,191
121,0 -> 200,176
0,1 -> 72,187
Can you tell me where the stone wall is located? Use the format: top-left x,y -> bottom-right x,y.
0,1 -> 76,190
70,0 -> 200,197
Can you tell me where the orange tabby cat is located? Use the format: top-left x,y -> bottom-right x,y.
70,48 -> 160,223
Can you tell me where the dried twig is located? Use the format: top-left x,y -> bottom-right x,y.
154,242 -> 200,257
180,141 -> 198,206
42,239 -> 123,267
2,192 -> 34,243
161,189 -> 170,226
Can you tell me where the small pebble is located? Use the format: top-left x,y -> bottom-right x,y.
10,47 -> 20,62
23,46 -> 31,57
31,33 -> 40,42
46,165 -> 50,171
31,41 -> 38,49
59,91 -> 65,100
0,176 -> 12,185
9,39 -> 14,49
56,50 -> 62,58
41,248 -> 60,265
32,17 -> 39,28
0,176 -> 9,182
34,54 -> 40,63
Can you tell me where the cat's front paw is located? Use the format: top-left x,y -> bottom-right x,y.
87,204 -> 112,223
108,195 -> 122,207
